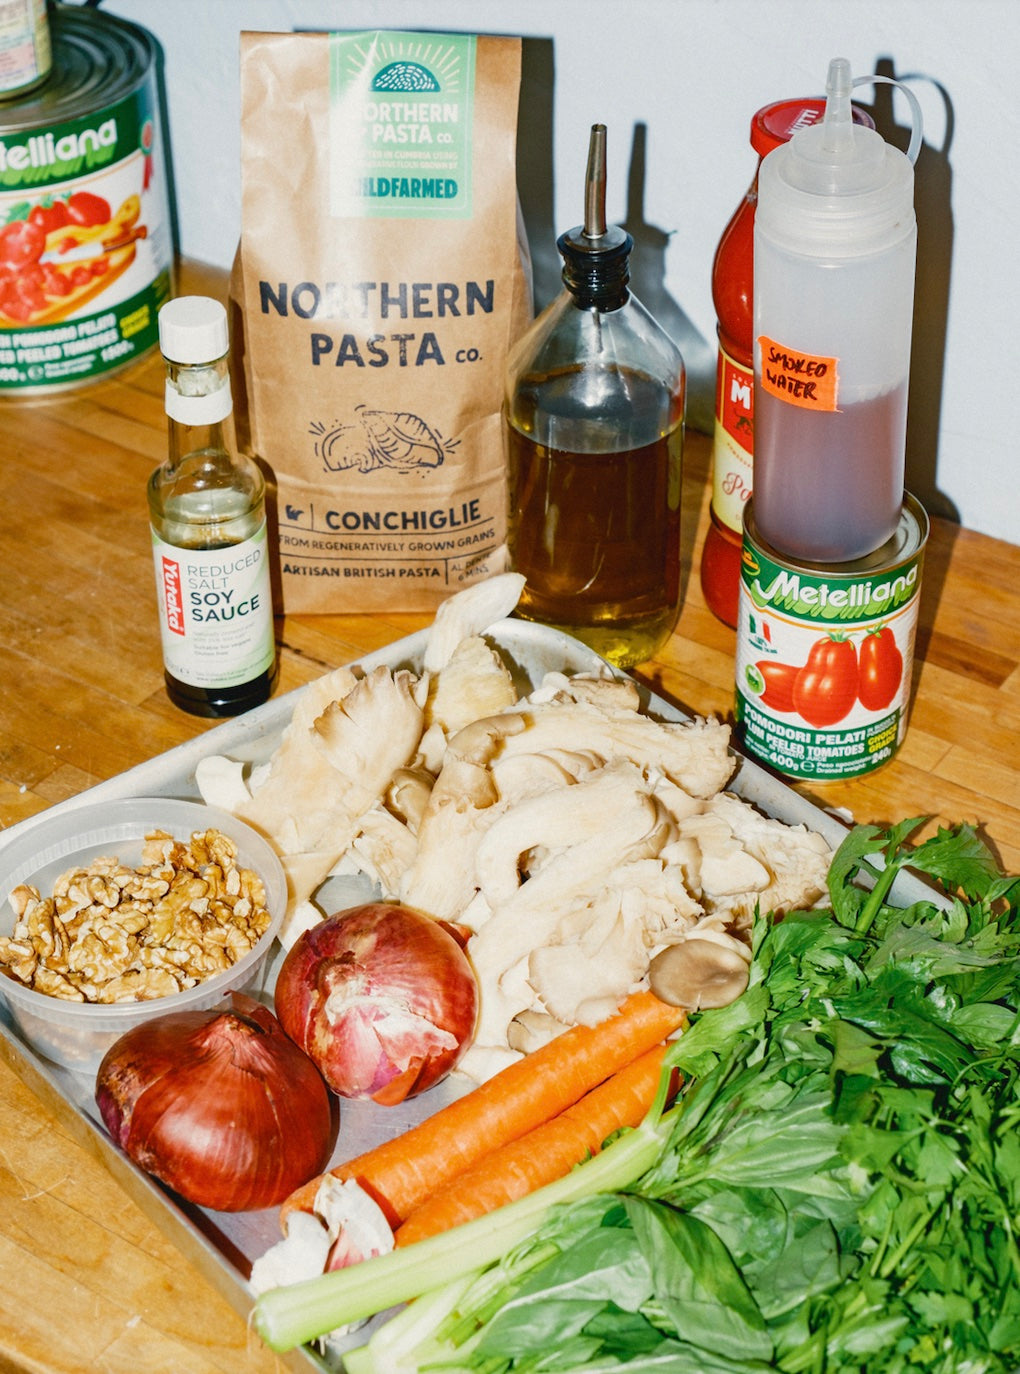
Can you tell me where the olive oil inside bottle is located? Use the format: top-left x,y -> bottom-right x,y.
507,362 -> 682,668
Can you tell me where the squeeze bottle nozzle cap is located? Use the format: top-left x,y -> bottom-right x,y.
785,57 -> 886,196
756,57 -> 919,257
821,57 -> 856,159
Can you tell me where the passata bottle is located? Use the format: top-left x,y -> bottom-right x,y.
149,296 -> 277,717
752,57 -> 922,563
702,94 -> 874,626
505,124 -> 686,669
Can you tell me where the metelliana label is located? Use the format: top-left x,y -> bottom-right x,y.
734,534 -> 923,781
0,70 -> 172,390
152,527 -> 275,689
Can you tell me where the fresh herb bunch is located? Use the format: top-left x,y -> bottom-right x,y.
257,822 -> 1020,1371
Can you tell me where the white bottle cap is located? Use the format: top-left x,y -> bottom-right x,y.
158,296 -> 229,363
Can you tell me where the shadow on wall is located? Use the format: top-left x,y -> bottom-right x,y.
861,58 -> 958,525
515,40 -> 713,434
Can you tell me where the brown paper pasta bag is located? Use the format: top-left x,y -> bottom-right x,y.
232,29 -> 531,612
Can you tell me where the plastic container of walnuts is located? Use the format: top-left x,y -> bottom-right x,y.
0,797 -> 286,1073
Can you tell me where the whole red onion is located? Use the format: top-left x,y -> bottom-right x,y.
274,902 -> 478,1104
95,992 -> 334,1212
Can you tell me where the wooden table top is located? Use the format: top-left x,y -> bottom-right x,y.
0,259 -> 1017,1373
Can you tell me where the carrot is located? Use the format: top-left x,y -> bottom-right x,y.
393,1043 -> 673,1247
280,989 -> 686,1229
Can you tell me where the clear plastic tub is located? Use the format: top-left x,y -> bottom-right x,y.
0,797 -> 287,1074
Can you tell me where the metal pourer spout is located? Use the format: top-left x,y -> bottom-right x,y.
583,123 -> 608,241
558,123 -> 631,308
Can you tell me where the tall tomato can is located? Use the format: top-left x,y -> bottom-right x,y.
701,96 -> 874,627
0,6 -> 173,394
734,494 -> 928,782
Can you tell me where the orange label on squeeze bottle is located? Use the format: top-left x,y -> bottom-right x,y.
758,335 -> 839,412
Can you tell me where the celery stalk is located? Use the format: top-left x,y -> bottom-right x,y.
252,1103 -> 679,1353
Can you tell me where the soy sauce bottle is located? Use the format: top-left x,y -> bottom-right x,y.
149,296 -> 277,717
505,124 -> 686,669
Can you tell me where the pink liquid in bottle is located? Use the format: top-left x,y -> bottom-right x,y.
753,380 -> 906,562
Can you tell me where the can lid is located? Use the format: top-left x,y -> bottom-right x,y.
751,97 -> 874,157
158,297 -> 228,364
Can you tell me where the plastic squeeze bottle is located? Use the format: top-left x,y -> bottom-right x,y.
505,124 -> 686,669
752,58 -> 922,564
702,95 -> 875,625
149,296 -> 277,717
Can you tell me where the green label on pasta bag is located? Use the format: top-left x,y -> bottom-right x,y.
328,30 -> 475,220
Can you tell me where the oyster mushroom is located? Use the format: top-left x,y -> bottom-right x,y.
473,761 -> 666,906
499,703 -> 734,800
235,665 -> 424,936
648,937 -> 751,1011
422,571 -> 526,673
399,713 -> 527,921
424,633 -> 519,740
466,776 -> 672,1050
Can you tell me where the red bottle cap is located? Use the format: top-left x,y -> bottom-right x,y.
751,97 -> 875,157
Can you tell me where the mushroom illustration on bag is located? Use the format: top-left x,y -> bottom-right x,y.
311,406 -> 460,475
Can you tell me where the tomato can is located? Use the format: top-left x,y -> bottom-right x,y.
734,493 -> 928,781
0,6 -> 173,395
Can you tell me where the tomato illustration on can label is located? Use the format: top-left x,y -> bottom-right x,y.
857,625 -> 904,712
734,499 -> 927,781
791,634 -> 859,727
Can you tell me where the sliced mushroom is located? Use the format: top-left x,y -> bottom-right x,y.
474,762 -> 662,906
424,633 -> 519,737
399,714 -> 527,921
527,670 -> 642,713
345,804 -> 419,898
701,792 -> 832,917
506,1009 -> 569,1055
422,571 -> 526,673
235,665 -> 423,937
387,767 -> 433,833
648,937 -> 750,1011
467,785 -> 669,1049
500,703 -> 735,800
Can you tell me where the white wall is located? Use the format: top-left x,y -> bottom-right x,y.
98,0 -> 1019,544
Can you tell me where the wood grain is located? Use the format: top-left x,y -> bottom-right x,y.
0,259 -> 1017,1372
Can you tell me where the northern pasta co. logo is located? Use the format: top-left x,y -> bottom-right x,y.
329,31 -> 476,218
372,60 -> 441,93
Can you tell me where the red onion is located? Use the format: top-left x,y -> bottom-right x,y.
274,902 -> 478,1104
95,992 -> 334,1212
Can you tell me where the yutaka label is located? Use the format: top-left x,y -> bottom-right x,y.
151,528 -> 275,690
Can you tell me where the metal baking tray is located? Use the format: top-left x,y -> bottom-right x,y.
0,619 -> 938,1371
